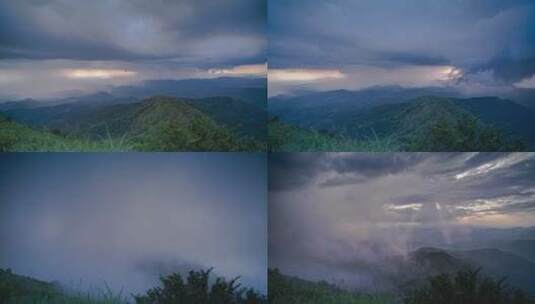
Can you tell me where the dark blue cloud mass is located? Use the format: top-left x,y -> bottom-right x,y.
269,0 -> 535,84
0,0 -> 266,66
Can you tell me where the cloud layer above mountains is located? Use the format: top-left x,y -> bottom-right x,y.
0,0 -> 266,98
269,0 -> 535,94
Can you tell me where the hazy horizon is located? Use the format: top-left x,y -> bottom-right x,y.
0,153 -> 267,295
269,153 -> 535,287
268,0 -> 535,97
0,1 -> 266,99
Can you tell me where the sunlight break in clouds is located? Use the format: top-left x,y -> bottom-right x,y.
513,74 -> 535,89
269,68 -> 345,82
454,153 -> 535,180
61,68 -> 138,79
208,63 -> 267,76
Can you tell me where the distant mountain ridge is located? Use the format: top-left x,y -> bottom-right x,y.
269,88 -> 535,150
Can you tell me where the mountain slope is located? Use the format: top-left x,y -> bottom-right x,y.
0,113 -> 131,152
185,96 -> 266,140
407,247 -> 535,294
453,97 -> 535,142
61,96 -> 206,139
270,94 -> 530,151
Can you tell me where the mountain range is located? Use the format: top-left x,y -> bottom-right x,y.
0,77 -> 267,151
269,86 -> 535,151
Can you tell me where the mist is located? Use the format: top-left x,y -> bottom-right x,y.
269,153 -> 535,291
0,153 -> 267,295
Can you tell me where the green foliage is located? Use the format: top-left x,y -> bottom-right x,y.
405,114 -> 526,151
0,110 -> 262,152
0,115 -> 133,152
268,269 -> 394,304
404,268 -> 534,304
0,268 -> 128,304
134,268 -> 266,304
269,96 -> 531,152
268,118 -> 396,152
135,115 -> 264,152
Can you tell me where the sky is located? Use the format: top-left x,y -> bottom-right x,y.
269,152 -> 535,284
0,0 -> 266,99
0,153 -> 267,294
268,0 -> 535,96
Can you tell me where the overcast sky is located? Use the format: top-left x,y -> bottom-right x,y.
0,153 -> 267,294
0,0 -> 266,98
269,0 -> 535,95
269,153 -> 535,282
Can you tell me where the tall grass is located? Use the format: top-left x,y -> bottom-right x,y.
268,269 -> 396,304
2,282 -> 129,304
268,120 -> 398,152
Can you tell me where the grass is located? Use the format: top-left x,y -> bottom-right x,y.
5,287 -> 129,304
268,119 -> 398,152
268,269 -> 396,304
0,115 -> 261,152
0,268 -> 128,304
0,119 -> 133,152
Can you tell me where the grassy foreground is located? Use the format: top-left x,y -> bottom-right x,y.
268,269 -> 395,304
0,114 -> 263,152
268,119 -> 397,152
0,268 -> 265,304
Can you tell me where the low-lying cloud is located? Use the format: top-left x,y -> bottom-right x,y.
0,153 -> 267,294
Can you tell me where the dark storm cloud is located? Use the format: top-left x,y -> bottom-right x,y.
269,152 -> 535,220
269,153 -> 425,191
0,153 -> 267,294
0,0 -> 266,66
269,0 -> 535,83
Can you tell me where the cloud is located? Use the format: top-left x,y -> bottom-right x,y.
269,69 -> 345,82
269,65 -> 465,96
0,1 -> 266,65
208,63 -> 267,77
0,153 -> 267,294
269,152 -> 535,288
514,74 -> 535,89
269,0 -> 535,93
61,68 -> 138,79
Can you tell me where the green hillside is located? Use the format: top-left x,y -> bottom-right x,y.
268,118 -> 397,152
0,114 -> 132,152
268,269 -> 395,304
269,96 -> 527,152
0,268 -> 128,304
0,268 -> 265,304
0,97 -> 263,152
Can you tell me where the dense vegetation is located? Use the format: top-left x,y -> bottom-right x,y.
0,114 -> 131,152
0,99 -> 263,152
268,110 -> 525,152
269,94 -> 533,152
268,118 -> 396,152
0,268 -> 128,304
134,268 -> 266,304
268,268 -> 535,304
0,268 -> 265,304
268,269 -> 394,304
403,268 -> 535,304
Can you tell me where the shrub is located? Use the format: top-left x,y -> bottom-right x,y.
134,268 -> 266,304
407,115 -> 526,151
404,268 -> 533,304
136,116 -> 261,152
